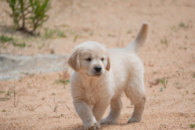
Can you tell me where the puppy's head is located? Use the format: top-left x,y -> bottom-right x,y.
68,41 -> 110,77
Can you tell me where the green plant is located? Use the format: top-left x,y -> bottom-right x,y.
44,28 -> 56,38
193,73 -> 195,78
2,110 -> 6,112
55,79 -> 69,85
0,35 -> 14,43
127,29 -> 131,34
160,37 -> 168,47
54,79 -> 69,89
153,71 -> 158,74
179,22 -> 186,28
0,97 -> 10,101
0,90 -> 4,94
170,26 -> 178,32
18,79 -> 22,82
50,49 -> 54,54
89,32 -> 93,36
44,28 -> 66,38
57,30 -> 66,38
29,0 -> 50,33
12,41 -> 26,48
74,35 -> 78,42
157,78 -> 168,88
190,124 -> 195,128
0,35 -> 26,48
6,0 -> 50,34
108,34 -> 115,37
6,0 -> 21,29
7,91 -> 11,96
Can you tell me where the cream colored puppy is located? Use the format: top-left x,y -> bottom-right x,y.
68,22 -> 149,130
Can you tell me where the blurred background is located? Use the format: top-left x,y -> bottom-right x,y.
0,0 -> 195,129
0,0 -> 194,55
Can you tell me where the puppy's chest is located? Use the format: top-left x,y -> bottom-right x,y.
84,85 -> 108,105
85,90 -> 98,105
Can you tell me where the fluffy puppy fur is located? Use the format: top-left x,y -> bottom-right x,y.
68,22 -> 149,130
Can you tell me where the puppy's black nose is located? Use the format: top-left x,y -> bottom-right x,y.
94,66 -> 102,72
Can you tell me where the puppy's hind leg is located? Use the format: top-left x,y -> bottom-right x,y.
125,76 -> 146,123
101,97 -> 122,124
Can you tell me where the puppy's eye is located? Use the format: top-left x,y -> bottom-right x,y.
86,58 -> 91,61
101,58 -> 104,61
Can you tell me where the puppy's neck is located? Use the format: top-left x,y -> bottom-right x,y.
79,72 -> 108,88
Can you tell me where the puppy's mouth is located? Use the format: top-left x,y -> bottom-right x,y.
86,72 -> 102,77
95,72 -> 102,76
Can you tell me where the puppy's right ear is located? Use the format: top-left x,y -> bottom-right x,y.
68,47 -> 81,72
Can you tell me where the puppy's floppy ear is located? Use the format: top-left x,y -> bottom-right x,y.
106,56 -> 111,71
68,47 -> 81,72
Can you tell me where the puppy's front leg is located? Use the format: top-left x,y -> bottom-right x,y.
101,98 -> 122,124
74,101 -> 99,130
92,101 -> 109,126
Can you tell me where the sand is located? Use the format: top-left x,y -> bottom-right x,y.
0,0 -> 195,129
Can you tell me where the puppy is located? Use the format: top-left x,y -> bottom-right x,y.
68,22 -> 149,130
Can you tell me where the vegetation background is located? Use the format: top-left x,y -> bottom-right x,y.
0,0 -> 195,129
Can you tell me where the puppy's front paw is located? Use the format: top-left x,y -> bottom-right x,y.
101,118 -> 117,124
84,122 -> 100,130
127,117 -> 141,123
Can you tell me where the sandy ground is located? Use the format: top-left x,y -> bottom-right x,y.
0,0 -> 195,129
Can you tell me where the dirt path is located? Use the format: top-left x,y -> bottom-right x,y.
0,0 -> 195,129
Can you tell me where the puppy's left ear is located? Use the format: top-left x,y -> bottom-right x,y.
106,56 -> 111,71
68,47 -> 81,72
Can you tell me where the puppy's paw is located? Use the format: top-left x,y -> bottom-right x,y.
101,118 -> 117,124
84,122 -> 100,130
127,117 -> 141,123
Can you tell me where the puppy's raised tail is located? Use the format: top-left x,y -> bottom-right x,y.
126,22 -> 149,53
